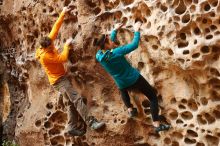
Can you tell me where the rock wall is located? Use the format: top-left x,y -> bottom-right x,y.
0,0 -> 220,146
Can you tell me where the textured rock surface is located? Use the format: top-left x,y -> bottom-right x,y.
0,0 -> 220,145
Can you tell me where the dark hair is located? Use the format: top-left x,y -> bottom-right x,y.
40,36 -> 52,48
94,34 -> 108,50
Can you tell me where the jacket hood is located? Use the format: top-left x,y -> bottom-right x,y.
96,50 -> 109,62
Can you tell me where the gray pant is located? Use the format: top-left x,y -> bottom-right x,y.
53,76 -> 90,130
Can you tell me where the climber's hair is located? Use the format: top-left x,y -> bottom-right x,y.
40,36 -> 52,48
94,34 -> 109,50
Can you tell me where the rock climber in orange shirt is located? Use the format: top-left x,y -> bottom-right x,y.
35,6 -> 105,136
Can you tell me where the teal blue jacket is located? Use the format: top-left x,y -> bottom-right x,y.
96,30 -> 141,89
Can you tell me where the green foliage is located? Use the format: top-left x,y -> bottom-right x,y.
2,140 -> 19,146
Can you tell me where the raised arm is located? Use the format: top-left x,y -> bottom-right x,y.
43,38 -> 73,63
112,22 -> 142,56
110,30 -> 117,42
112,31 -> 140,55
110,23 -> 124,42
48,7 -> 70,41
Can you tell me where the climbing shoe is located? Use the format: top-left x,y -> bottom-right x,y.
155,124 -> 171,133
128,108 -> 138,118
67,128 -> 86,136
89,118 -> 105,130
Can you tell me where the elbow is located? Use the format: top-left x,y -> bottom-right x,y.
59,57 -> 68,63
131,42 -> 139,49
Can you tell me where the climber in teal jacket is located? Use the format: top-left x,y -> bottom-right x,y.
95,22 -> 171,133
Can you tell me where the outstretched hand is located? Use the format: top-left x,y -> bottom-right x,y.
62,6 -> 71,13
114,23 -> 125,30
134,21 -> 142,32
65,38 -> 74,48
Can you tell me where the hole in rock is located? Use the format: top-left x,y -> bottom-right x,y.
185,0 -> 192,5
144,108 -> 151,115
142,100 -> 150,108
197,115 -> 207,125
152,45 -> 158,50
194,39 -> 197,44
180,33 -> 186,40
175,1 -> 187,15
209,12 -> 215,17
202,18 -> 208,24
94,7 -> 101,15
121,0 -> 134,5
187,130 -> 198,137
138,62 -> 145,70
210,67 -> 220,76
121,120 -> 125,124
181,99 -> 187,104
205,28 -> 210,33
176,119 -> 184,124
178,104 -> 186,109
44,121 -> 52,129
168,49 -> 174,55
205,34 -> 213,40
173,16 -> 180,21
171,97 -> 177,103
210,25 -> 217,31
114,11 -> 123,20
184,138 -> 197,144
183,50 -> 189,55
49,125 -> 65,135
49,111 -> 67,124
213,110 -> 220,119
190,5 -> 196,12
160,5 -> 168,12
49,6 -> 54,13
200,46 -> 210,53
177,58 -> 185,64
182,14 -> 190,23
204,3 -> 211,11
211,0 -> 218,7
200,97 -> 208,105
210,90 -> 220,101
46,102 -> 53,109
170,131 -> 183,139
43,9 -> 46,13
50,136 -> 65,145
172,141 -> 179,146
85,0 -> 96,7
205,135 -> 219,146
181,111 -> 193,120
196,142 -> 205,146
204,113 -> 215,124
168,110 -> 178,120
212,45 -> 220,53
164,137 -> 171,144
147,22 -> 151,28
35,120 -> 41,127
187,99 -> 198,111
192,53 -> 200,59
193,0 -> 198,3
194,27 -> 201,35
178,41 -> 188,48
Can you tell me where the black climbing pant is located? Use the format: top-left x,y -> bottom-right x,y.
119,75 -> 159,121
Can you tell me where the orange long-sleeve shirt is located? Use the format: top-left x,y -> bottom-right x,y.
35,11 -> 70,85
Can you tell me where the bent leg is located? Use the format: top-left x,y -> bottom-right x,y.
63,79 -> 90,124
119,88 -> 133,108
53,78 -> 80,130
134,75 -> 159,121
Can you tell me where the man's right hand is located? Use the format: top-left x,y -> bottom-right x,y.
62,6 -> 71,13
65,38 -> 74,49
